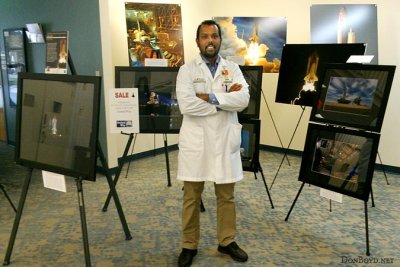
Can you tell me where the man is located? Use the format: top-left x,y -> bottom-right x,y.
176,20 -> 250,267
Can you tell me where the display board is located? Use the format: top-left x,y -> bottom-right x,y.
115,66 -> 181,133
275,43 -> 366,106
238,65 -> 262,119
115,65 -> 262,133
15,73 -> 101,181
299,123 -> 380,201
310,63 -> 396,132
239,118 -> 261,172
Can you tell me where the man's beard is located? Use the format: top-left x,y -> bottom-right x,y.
202,44 -> 219,58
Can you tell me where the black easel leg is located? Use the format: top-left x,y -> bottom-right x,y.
0,184 -> 17,213
200,199 -> 205,212
285,182 -> 305,222
377,152 -> 390,185
261,89 -> 290,166
270,107 -> 306,190
370,187 -> 375,208
124,133 -> 137,178
364,201 -> 370,256
258,165 -> 274,209
3,168 -> 33,266
97,142 -> 132,240
75,178 -> 91,267
104,171 -> 132,240
103,133 -> 135,211
163,133 -> 172,187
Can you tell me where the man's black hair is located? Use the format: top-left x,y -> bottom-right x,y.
196,20 -> 222,40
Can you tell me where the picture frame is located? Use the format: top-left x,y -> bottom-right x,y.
115,66 -> 181,134
299,122 -> 380,201
3,28 -> 27,107
238,65 -> 262,119
275,43 -> 366,107
15,73 -> 102,181
115,65 -> 262,133
310,63 -> 396,132
239,118 -> 261,172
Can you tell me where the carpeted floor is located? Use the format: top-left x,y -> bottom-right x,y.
1,141 -> 399,266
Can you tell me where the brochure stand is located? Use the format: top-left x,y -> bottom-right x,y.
3,143 -> 132,267
0,183 -> 17,212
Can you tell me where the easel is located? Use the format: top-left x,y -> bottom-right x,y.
260,89 -> 290,167
102,132 -> 172,212
285,181 -> 372,256
270,105 -> 306,189
0,183 -> 17,212
241,118 -> 274,209
3,143 -> 132,266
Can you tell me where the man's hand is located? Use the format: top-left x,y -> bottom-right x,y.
196,93 -> 209,101
227,83 -> 242,92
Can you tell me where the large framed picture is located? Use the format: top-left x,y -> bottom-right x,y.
15,73 -> 101,181
115,66 -> 181,133
239,118 -> 261,172
115,65 -> 262,133
275,43 -> 366,107
299,123 -> 380,201
310,63 -> 396,132
238,65 -> 262,119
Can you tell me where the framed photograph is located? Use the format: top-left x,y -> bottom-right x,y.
3,28 -> 27,107
238,65 -> 262,119
115,66 -> 262,133
239,118 -> 261,172
15,73 -> 101,181
275,43 -> 366,107
115,66 -> 181,133
310,63 -> 396,132
299,123 -> 380,201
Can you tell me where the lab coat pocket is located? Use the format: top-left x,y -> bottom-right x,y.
178,125 -> 204,153
228,123 -> 242,154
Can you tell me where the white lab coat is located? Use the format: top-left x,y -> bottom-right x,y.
176,55 -> 250,184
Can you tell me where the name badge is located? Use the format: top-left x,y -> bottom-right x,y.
193,78 -> 206,83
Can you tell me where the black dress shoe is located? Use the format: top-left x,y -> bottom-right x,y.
218,241 -> 248,262
178,248 -> 198,267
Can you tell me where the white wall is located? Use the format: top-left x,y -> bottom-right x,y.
99,0 -> 400,169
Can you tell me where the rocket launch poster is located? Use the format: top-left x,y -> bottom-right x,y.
213,17 -> 287,73
310,4 -> 378,64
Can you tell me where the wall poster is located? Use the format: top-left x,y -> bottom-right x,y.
310,4 -> 378,64
125,3 -> 184,67
45,31 -> 69,74
3,28 -> 27,107
213,17 -> 287,73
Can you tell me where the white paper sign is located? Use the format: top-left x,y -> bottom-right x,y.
109,88 -> 139,133
42,171 -> 67,192
145,58 -> 168,67
320,188 -> 343,203
347,55 -> 374,64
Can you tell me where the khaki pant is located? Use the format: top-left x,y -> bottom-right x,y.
182,181 -> 236,249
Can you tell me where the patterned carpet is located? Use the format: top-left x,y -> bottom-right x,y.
1,141 -> 399,267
